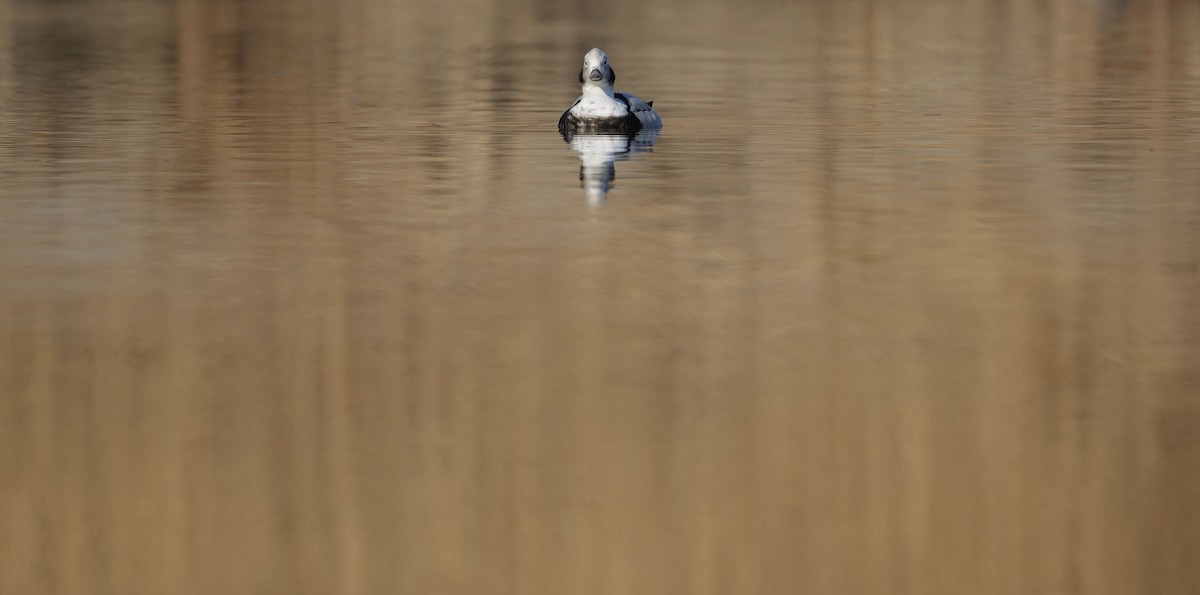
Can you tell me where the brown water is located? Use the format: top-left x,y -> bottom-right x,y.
2,0 -> 1199,593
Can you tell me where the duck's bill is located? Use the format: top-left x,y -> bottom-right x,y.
588,69 -> 603,81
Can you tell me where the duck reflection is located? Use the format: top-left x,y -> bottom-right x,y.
561,128 -> 659,205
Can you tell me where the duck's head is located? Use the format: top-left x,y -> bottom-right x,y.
579,48 -> 615,88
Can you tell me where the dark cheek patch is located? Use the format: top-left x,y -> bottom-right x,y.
607,68 -> 615,85
579,69 -> 585,84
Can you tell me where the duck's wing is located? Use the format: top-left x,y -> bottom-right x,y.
558,96 -> 582,134
615,93 -> 654,113
615,93 -> 662,129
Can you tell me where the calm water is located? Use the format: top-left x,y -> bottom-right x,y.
2,0 -> 1199,593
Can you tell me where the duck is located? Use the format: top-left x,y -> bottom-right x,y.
558,48 -> 662,135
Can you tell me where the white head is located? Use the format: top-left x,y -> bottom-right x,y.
579,48 -> 615,89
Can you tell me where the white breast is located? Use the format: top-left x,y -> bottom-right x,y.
570,90 -> 629,120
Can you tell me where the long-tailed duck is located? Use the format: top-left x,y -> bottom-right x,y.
558,48 -> 662,135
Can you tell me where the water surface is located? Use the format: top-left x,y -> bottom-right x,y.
2,0 -> 1198,594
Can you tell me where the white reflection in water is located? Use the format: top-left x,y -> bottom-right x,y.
562,128 -> 659,205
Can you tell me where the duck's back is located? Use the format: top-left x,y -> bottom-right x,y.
615,93 -> 662,129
